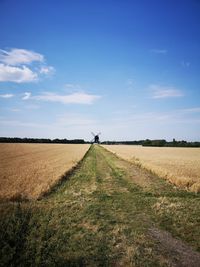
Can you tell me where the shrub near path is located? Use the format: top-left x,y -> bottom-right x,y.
0,145 -> 200,266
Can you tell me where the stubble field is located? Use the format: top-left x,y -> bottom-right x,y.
102,145 -> 200,192
0,143 -> 90,200
0,144 -> 200,266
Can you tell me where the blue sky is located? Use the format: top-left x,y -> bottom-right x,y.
0,0 -> 200,141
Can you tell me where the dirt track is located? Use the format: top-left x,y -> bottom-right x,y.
0,145 -> 200,266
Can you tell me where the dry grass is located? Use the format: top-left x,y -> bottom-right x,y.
0,143 -> 90,200
102,145 -> 200,192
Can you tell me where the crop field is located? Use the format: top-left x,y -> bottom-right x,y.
0,143 -> 90,200
0,145 -> 200,266
102,145 -> 200,193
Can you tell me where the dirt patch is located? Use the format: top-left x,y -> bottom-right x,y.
101,146 -> 175,194
149,227 -> 200,267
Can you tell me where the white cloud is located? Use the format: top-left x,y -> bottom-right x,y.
149,84 -> 184,99
0,48 -> 55,83
0,64 -> 37,83
33,92 -> 101,104
0,93 -> 14,98
0,48 -> 44,65
151,49 -> 167,54
39,66 -> 55,75
22,92 -> 31,100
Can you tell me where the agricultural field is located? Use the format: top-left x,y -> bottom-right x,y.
0,143 -> 90,200
0,145 -> 200,266
102,145 -> 200,193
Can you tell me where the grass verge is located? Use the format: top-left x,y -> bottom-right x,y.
0,145 -> 199,266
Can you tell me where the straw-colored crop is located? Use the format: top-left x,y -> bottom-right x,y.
102,145 -> 200,192
0,143 -> 90,200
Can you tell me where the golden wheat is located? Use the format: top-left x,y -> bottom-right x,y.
102,145 -> 200,192
0,143 -> 90,200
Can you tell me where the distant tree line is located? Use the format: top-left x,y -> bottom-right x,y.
0,137 -> 87,144
102,139 -> 200,147
142,139 -> 200,147
101,140 -> 144,145
1,137 -> 199,147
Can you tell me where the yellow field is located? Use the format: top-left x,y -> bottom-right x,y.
0,143 -> 90,200
102,145 -> 200,192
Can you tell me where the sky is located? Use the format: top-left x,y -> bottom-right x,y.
0,0 -> 200,141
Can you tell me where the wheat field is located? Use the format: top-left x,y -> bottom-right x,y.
102,145 -> 200,192
0,143 -> 90,200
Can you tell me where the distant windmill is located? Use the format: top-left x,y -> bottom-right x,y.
91,132 -> 101,144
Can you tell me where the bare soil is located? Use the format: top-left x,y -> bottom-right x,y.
149,227 -> 200,267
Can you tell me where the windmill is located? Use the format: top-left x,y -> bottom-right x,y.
91,132 -> 101,144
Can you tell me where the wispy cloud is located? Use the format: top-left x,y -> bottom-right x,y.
0,119 -> 47,128
64,83 -> 83,93
0,112 -> 96,131
111,108 -> 200,126
22,92 -> 32,100
33,92 -> 101,104
25,104 -> 40,110
0,48 -> 54,83
151,49 -> 167,54
112,112 -> 171,124
0,64 -> 37,83
8,108 -> 20,112
149,84 -> 184,99
1,107 -> 199,140
57,113 -> 96,126
0,93 -> 14,98
181,61 -> 190,68
65,83 -> 82,90
126,79 -> 134,86
179,107 -> 200,113
39,66 -> 55,75
0,48 -> 44,65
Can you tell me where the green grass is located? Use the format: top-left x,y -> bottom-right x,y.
0,145 -> 199,266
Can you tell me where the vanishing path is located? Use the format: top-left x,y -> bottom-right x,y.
0,145 -> 200,266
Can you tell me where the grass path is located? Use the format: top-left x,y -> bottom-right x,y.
0,145 -> 200,266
